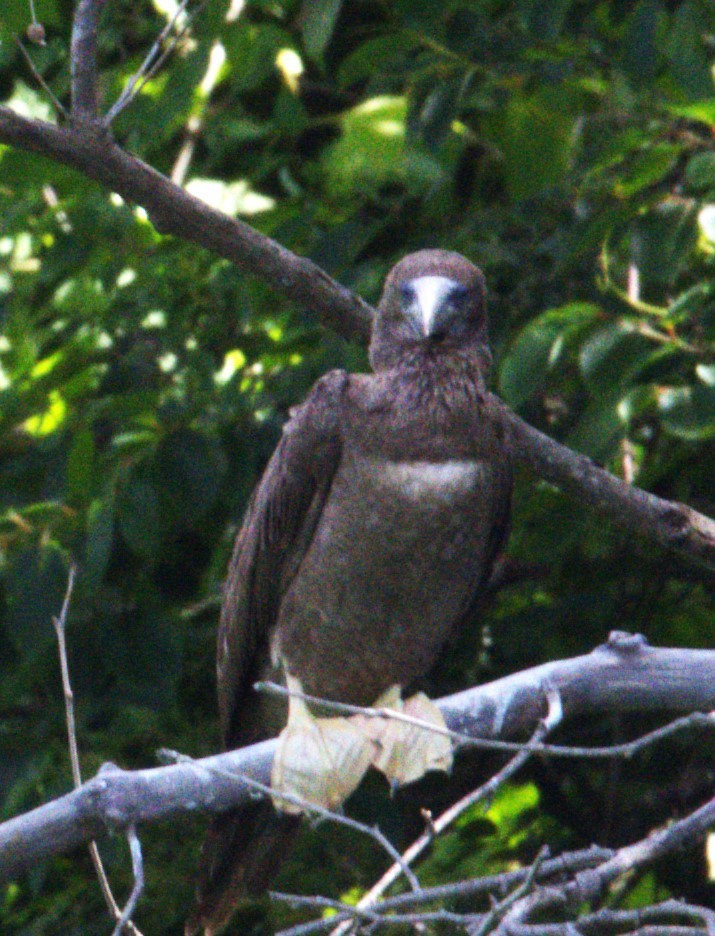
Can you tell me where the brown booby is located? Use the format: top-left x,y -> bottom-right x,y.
187,249 -> 512,935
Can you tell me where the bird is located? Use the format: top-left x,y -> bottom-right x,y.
186,249 -> 512,935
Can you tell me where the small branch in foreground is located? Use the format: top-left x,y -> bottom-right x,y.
258,680 -> 715,761
105,0 -> 198,124
324,688 -> 563,936
270,847 -> 614,936
491,790 -> 715,934
110,827 -> 144,936
15,38 -> 67,118
159,749 -> 420,893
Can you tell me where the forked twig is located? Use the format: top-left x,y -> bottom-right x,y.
105,0 -> 207,124
110,827 -> 145,936
52,567 -> 144,936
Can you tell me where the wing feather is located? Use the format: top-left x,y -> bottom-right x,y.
216,369 -> 347,747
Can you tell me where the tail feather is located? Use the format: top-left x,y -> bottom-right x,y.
186,802 -> 301,935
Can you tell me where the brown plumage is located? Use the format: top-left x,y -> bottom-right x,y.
187,250 -> 512,935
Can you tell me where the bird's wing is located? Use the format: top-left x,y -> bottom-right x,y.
217,369 -> 347,748
482,442 -> 513,587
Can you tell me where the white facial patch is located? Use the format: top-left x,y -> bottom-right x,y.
409,276 -> 460,336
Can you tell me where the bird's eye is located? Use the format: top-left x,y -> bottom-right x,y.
449,284 -> 469,306
399,283 -> 416,306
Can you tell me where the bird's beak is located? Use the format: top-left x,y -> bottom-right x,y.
406,276 -> 461,338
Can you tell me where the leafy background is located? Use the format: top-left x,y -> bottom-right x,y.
1,0 -> 715,932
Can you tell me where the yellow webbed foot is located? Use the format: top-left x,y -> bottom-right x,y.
271,676 -> 376,814
356,685 -> 453,787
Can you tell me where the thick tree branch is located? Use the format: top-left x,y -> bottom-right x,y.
1,634 -> 715,884
0,106 -> 713,571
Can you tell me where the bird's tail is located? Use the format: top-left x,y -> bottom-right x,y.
185,802 -> 301,936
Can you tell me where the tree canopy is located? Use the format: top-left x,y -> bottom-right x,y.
1,0 -> 714,933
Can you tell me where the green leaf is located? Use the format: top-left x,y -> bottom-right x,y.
665,1 -> 714,101
337,33 -> 420,88
613,143 -> 680,198
684,152 -> 715,193
659,385 -> 715,440
84,497 -> 115,586
66,429 -> 95,505
412,77 -> 464,150
499,304 -> 602,408
485,90 -> 578,200
520,0 -> 572,41
153,429 -> 227,526
3,542 -> 68,659
223,24 -> 292,93
620,0 -> 661,88
116,476 -> 161,559
578,323 -> 663,395
322,96 -> 442,198
631,203 -> 697,288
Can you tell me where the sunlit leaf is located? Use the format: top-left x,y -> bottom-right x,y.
659,385 -> 715,440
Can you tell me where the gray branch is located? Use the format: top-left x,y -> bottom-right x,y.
1,633 -> 715,884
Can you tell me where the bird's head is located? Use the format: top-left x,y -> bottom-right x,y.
369,250 -> 490,371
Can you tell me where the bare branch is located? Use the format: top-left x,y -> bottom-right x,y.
497,399 -> 715,573
492,791 -> 715,934
111,828 -> 144,936
270,847 -> 614,936
105,0 -> 197,125
159,749 -> 421,892
52,567 -> 143,936
52,566 -> 81,787
70,0 -> 108,122
3,635 -> 715,883
15,38 -> 67,118
258,681 -> 715,761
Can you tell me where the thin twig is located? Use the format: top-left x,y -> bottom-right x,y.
271,846 -> 614,936
15,38 -> 68,119
158,749 -> 421,892
470,846 -> 551,936
257,682 -> 715,761
105,0 -> 207,124
493,790 -> 715,933
110,827 -> 144,936
52,567 -> 143,936
326,690 -> 563,936
70,0 -> 108,121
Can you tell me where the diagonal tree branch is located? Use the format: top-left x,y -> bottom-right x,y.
0,108 -> 374,342
0,105 -> 713,571
1,634 -> 715,884
496,400 -> 715,571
